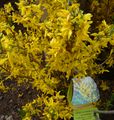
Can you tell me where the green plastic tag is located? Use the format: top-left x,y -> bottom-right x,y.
73,106 -> 98,120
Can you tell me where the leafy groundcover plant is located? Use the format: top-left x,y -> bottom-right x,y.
0,0 -> 114,119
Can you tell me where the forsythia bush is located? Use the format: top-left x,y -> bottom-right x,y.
0,0 -> 114,119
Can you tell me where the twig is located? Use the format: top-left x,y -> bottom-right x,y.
94,110 -> 114,114
0,65 -> 10,75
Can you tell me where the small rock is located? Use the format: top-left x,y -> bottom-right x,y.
5,115 -> 8,119
0,96 -> 3,100
6,115 -> 13,120
0,115 -> 5,120
11,111 -> 15,115
9,99 -> 13,103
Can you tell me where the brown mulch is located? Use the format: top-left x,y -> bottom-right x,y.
0,79 -> 39,120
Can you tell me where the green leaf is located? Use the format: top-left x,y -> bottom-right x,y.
67,80 -> 73,104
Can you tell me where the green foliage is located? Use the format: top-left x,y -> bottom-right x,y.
0,0 -> 114,119
105,93 -> 114,110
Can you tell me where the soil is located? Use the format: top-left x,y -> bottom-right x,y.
0,79 -> 39,120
